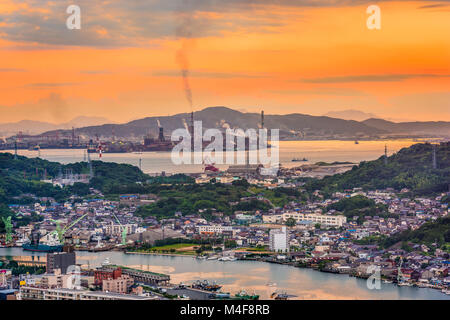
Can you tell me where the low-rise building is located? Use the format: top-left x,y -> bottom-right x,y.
19,286 -> 155,300
263,212 -> 347,227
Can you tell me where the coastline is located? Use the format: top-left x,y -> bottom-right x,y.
123,250 -> 449,296
125,251 -> 197,258
2,247 -> 449,299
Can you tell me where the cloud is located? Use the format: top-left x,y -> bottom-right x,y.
0,68 -> 27,72
417,3 -> 449,9
152,69 -> 270,78
24,82 -> 82,88
0,0 -> 391,48
80,70 -> 112,75
302,74 -> 450,83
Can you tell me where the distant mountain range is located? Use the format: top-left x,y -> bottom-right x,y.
7,107 -> 450,139
323,109 -> 378,121
362,118 -> 450,135
0,116 -> 111,136
38,107 -> 385,139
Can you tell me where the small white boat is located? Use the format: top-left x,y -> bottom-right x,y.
218,256 -> 237,261
398,282 -> 412,287
207,256 -> 218,260
15,237 -> 30,247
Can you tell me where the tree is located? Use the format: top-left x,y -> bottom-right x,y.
224,240 -> 237,248
285,218 -> 296,227
232,179 -> 250,188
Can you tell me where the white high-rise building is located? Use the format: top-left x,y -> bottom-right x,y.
269,226 -> 289,253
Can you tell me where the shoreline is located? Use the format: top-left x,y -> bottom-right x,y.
125,251 -> 197,258
1,247 -> 448,299
123,250 -> 449,297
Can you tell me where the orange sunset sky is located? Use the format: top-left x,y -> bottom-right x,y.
0,0 -> 449,124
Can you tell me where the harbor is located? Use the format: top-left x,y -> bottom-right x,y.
1,248 -> 448,300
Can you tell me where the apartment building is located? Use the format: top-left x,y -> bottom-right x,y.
46,251 -> 76,274
102,275 -> 134,294
269,226 -> 289,252
197,225 -> 233,235
263,212 -> 347,227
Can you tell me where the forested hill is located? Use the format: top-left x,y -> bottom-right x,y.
305,142 -> 450,196
0,153 -> 150,203
382,216 -> 450,249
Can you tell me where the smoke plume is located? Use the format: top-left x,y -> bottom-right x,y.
175,5 -> 196,110
176,40 -> 193,109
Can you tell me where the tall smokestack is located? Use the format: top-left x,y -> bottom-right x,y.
159,127 -> 165,142
190,111 -> 194,150
261,110 -> 264,129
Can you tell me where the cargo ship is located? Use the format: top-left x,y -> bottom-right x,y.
22,232 -> 63,253
23,243 -> 63,253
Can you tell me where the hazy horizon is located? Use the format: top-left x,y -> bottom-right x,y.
1,106 -> 448,127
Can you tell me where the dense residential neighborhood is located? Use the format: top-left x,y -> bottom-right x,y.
1,143 -> 449,300
2,182 -> 449,298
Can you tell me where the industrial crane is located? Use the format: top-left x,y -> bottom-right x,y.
112,212 -> 128,246
50,213 -> 89,244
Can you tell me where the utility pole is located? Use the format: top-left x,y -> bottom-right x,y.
432,144 -> 437,169
87,148 -> 93,179
14,136 -> 18,160
384,144 -> 388,166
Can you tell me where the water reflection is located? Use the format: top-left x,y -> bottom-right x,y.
1,244 -> 448,300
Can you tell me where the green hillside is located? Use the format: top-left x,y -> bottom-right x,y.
382,216 -> 450,249
306,142 -> 450,196
0,152 -> 150,203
